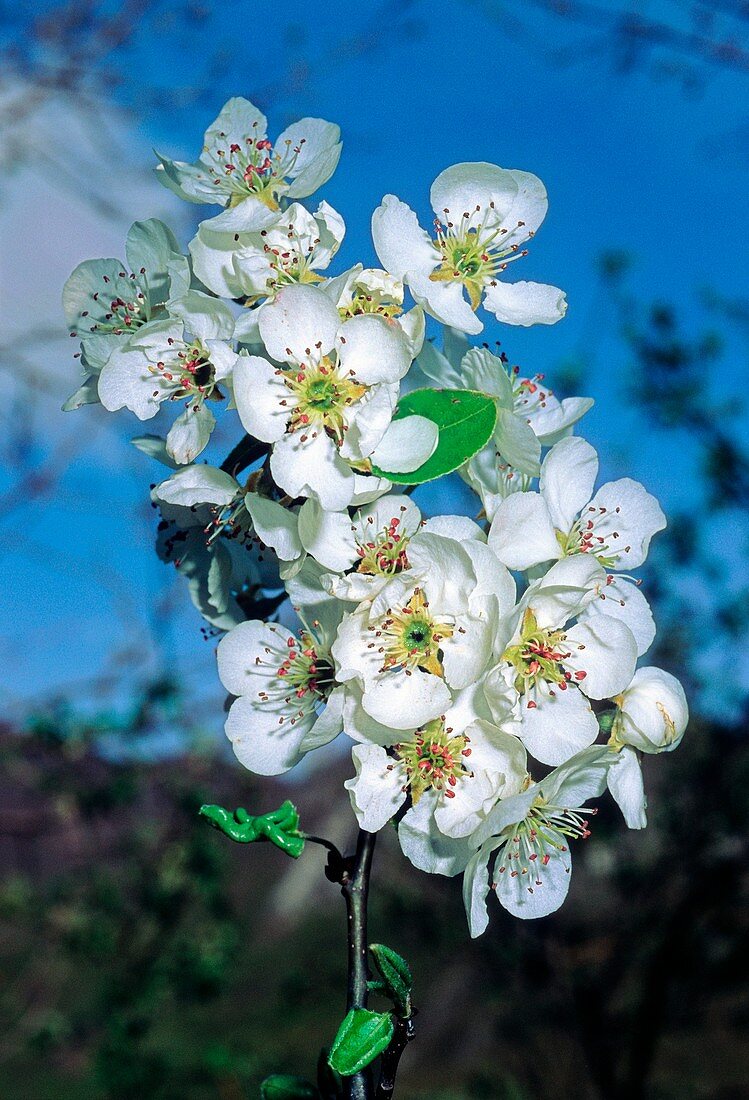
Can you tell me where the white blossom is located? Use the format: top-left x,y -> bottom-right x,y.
489,436 -> 666,654
488,556 -> 638,766
372,163 -> 566,334
156,97 -> 342,233
232,284 -> 436,509
190,200 -> 345,301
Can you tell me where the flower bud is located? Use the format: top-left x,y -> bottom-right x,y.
612,667 -> 688,753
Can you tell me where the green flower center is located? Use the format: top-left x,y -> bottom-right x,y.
285,358 -> 367,443
429,207 -> 530,311
395,718 -> 472,803
502,608 -> 579,697
375,588 -> 454,677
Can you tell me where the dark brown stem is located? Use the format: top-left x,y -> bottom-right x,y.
375,1016 -> 415,1099
341,830 -> 377,1100
219,432 -> 269,477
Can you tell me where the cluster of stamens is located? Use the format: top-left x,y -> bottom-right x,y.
556,503 -> 630,570
431,203 -> 532,310
493,797 -> 597,891
339,286 -> 403,321
503,609 -> 587,705
369,588 -> 454,677
253,630 -> 334,727
355,510 -> 411,577
70,268 -> 155,339
204,124 -> 306,207
280,357 -> 367,444
148,338 -> 221,402
393,718 -> 473,803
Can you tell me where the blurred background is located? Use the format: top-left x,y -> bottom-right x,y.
1,1 -> 748,1097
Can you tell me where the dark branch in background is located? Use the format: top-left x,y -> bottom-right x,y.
477,0 -> 749,81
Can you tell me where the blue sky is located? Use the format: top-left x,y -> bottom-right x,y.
2,0 -> 747,724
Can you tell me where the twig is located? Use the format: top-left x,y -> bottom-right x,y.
375,1016 -> 415,1099
341,830 -> 377,1100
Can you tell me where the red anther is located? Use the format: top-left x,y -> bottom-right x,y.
574,670 -> 587,680
542,854 -> 551,866
527,700 -> 537,709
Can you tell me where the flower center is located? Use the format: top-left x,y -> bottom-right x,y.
274,632 -> 334,700
555,503 -> 631,571
284,357 -> 367,443
150,338 -> 223,401
208,129 -> 306,210
429,206 -> 530,310
375,588 -> 454,677
75,269 -> 158,338
495,796 -> 596,883
355,515 -> 411,577
339,287 -> 402,321
394,718 -> 472,803
502,609 -> 585,701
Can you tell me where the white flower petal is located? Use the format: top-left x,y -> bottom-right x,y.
369,415 -> 438,473
518,684 -> 599,766
489,492 -> 560,571
580,575 -> 656,657
233,354 -> 289,442
462,841 -> 498,937
483,279 -> 567,327
337,313 -> 412,384
298,499 -> 359,572
371,194 -> 441,282
586,478 -> 666,569
216,619 -> 290,696
540,436 -> 599,532
245,494 -> 303,562
398,795 -> 475,877
607,746 -> 647,829
154,464 -> 238,508
564,618 -> 638,700
258,284 -> 339,364
494,407 -> 542,475
270,430 -> 355,510
495,834 -> 572,919
166,402 -> 215,464
362,670 -> 452,731
430,162 -> 523,230
225,695 -> 312,775
345,743 -> 407,832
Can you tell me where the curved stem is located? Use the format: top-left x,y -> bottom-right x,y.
341,829 -> 377,1100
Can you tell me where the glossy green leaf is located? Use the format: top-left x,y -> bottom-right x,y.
369,944 -> 413,1018
328,1008 -> 394,1076
260,1074 -> 321,1099
370,388 -> 497,484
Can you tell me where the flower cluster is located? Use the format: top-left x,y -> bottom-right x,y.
65,97 -> 687,931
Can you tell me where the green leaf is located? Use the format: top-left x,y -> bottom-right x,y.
328,1008 -> 394,1076
370,388 -> 497,484
369,944 -> 413,1018
260,1074 -> 321,1099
